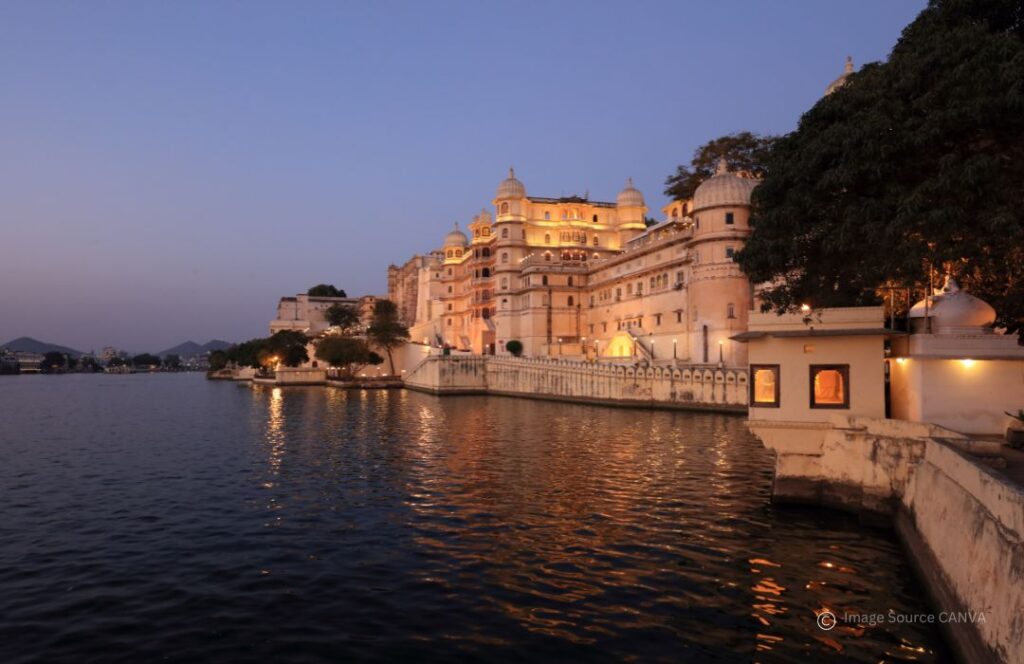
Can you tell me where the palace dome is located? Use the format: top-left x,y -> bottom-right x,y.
444,223 -> 468,247
909,277 -> 996,332
495,167 -> 526,199
476,208 -> 493,224
692,158 -> 758,211
825,56 -> 855,96
616,178 -> 645,208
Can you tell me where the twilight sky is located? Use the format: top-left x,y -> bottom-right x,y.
0,0 -> 926,353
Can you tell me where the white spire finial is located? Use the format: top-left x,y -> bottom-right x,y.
845,55 -> 854,74
715,157 -> 729,176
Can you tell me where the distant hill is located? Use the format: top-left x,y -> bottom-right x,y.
1,336 -> 83,357
157,339 -> 233,357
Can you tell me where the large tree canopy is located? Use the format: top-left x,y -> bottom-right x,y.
737,0 -> 1024,335
307,284 -> 347,297
664,132 -> 778,201
367,299 -> 409,374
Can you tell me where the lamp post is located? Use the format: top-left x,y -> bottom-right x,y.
718,340 -> 724,368
557,337 -> 562,355
673,338 -> 678,360
651,338 -> 656,360
581,336 -> 587,360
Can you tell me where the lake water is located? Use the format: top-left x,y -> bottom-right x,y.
0,374 -> 949,662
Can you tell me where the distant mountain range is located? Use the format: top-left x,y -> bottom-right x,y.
1,337 -> 83,357
156,340 -> 233,357
0,336 -> 233,358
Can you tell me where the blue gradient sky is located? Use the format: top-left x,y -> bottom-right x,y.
0,1 -> 925,353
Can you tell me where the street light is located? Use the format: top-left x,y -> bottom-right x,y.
557,337 -> 563,355
718,340 -> 724,368
673,338 -> 678,360
651,338 -> 656,360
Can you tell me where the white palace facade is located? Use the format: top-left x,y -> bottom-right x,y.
389,159 -> 757,368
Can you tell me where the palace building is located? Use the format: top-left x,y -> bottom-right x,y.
388,159 -> 757,367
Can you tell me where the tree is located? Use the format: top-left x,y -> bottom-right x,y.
324,303 -> 360,332
208,350 -> 229,371
307,284 -> 347,297
107,356 -> 127,368
736,0 -> 1024,337
366,299 -> 409,374
505,339 -> 524,357
227,338 -> 268,369
664,132 -> 778,201
261,330 -> 309,368
314,336 -> 383,378
132,353 -> 161,368
42,352 -> 66,372
163,354 -> 182,370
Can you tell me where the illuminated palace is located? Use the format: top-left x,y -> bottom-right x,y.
389,160 -> 757,367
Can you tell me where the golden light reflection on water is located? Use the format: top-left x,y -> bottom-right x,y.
264,387 -> 285,484
243,390 -> 947,660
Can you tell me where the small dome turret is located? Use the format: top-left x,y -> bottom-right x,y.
444,222 -> 468,248
909,277 -> 996,333
616,177 -> 645,208
692,158 -> 758,212
825,56 -> 855,96
495,167 -> 526,199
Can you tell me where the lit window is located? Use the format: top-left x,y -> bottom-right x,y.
810,365 -> 849,408
750,365 -> 780,407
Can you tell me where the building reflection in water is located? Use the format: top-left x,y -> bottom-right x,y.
243,388 -> 946,660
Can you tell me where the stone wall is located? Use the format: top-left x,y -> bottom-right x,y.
403,355 -> 748,411
754,416 -> 1024,663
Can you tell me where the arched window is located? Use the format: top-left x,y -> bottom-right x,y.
500,202 -> 509,214
500,278 -> 508,289
482,267 -> 490,277
544,233 -> 551,244
482,227 -> 489,236
447,286 -> 452,294
446,250 -> 452,258
727,303 -> 735,319
561,211 -> 567,220
592,214 -> 598,222
544,212 -> 551,220
447,319 -> 453,326
501,228 -> 509,238
482,290 -> 490,301
568,296 -> 574,306
544,252 -> 551,262
542,276 -> 548,286
501,252 -> 509,263
446,268 -> 452,276
593,236 -> 599,246
482,308 -> 490,320
568,276 -> 574,286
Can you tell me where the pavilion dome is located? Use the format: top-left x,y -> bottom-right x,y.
692,158 -> 758,212
495,167 -> 526,199
444,223 -> 468,247
477,208 -> 493,224
909,277 -> 996,332
825,56 -> 855,96
616,178 -> 645,208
